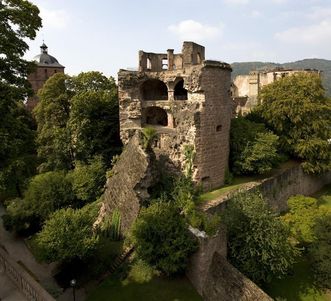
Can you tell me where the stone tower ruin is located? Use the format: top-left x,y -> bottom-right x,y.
118,42 -> 232,190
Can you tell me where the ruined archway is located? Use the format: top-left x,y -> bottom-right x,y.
174,79 -> 188,100
141,79 -> 168,101
143,107 -> 168,126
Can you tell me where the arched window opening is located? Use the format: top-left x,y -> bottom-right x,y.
162,59 -> 168,70
141,79 -> 168,100
174,79 -> 188,100
143,107 -> 168,126
147,58 -> 152,70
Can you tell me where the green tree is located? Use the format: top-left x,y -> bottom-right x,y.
223,191 -> 298,284
129,202 -> 197,275
309,212 -> 331,289
36,203 -> 100,263
256,73 -> 331,173
68,72 -> 121,164
236,132 -> 280,174
34,72 -> 121,171
34,73 -> 74,172
0,0 -> 41,100
68,156 -> 106,204
230,117 -> 281,175
0,0 -> 41,199
281,195 -> 329,246
0,103 -> 38,198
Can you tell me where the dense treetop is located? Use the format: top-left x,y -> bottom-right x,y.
253,73 -> 331,173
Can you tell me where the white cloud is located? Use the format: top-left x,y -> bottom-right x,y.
168,20 -> 222,41
308,6 -> 331,20
275,20 -> 331,44
39,6 -> 70,30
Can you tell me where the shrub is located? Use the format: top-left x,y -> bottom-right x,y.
128,260 -> 158,283
68,156 -> 106,204
36,202 -> 100,263
2,198 -> 40,235
24,171 -> 77,221
235,132 -> 281,174
281,195 -> 327,246
230,117 -> 281,175
129,202 -> 197,275
309,212 -> 331,289
223,191 -> 298,284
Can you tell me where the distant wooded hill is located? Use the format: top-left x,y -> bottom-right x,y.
231,59 -> 331,97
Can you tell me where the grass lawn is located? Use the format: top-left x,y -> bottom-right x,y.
86,274 -> 202,301
199,160 -> 300,203
198,174 -> 263,202
264,259 -> 331,301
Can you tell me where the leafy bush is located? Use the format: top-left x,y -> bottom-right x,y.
24,171 -> 77,221
230,117 -> 281,175
129,202 -> 197,275
235,132 -> 281,174
128,260 -> 158,283
3,171 -> 77,234
223,191 -> 298,284
2,198 -> 40,235
68,156 -> 106,204
36,202 -> 100,263
281,195 -> 328,246
309,212 -> 331,289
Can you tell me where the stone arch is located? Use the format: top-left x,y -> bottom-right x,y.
174,78 -> 188,100
143,106 -> 168,126
141,79 -> 168,101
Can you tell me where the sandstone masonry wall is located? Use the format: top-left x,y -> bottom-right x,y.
202,252 -> 273,301
203,164 -> 331,215
100,135 -> 156,233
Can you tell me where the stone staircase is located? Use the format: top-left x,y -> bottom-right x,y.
97,247 -> 134,283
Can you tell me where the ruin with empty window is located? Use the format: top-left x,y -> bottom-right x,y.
118,42 -> 232,190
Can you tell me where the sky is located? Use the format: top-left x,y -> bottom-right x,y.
25,0 -> 331,78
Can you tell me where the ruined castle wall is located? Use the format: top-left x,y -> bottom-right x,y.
202,252 -> 273,301
233,75 -> 249,97
203,164 -> 331,215
194,65 -> 232,190
101,135 -> 155,233
186,226 -> 227,295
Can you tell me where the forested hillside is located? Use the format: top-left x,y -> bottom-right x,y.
231,59 -> 331,96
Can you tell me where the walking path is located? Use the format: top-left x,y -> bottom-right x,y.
0,204 -> 61,297
0,270 -> 26,301
0,204 -> 87,301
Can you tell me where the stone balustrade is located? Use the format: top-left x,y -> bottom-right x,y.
0,247 -> 55,301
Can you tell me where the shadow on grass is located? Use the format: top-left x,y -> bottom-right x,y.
54,239 -> 123,289
86,265 -> 202,301
263,259 -> 328,301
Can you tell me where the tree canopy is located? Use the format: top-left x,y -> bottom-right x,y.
0,0 -> 41,101
34,71 -> 121,172
0,0 -> 41,199
129,201 -> 197,275
36,203 -> 100,263
223,191 -> 298,284
255,73 -> 331,173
